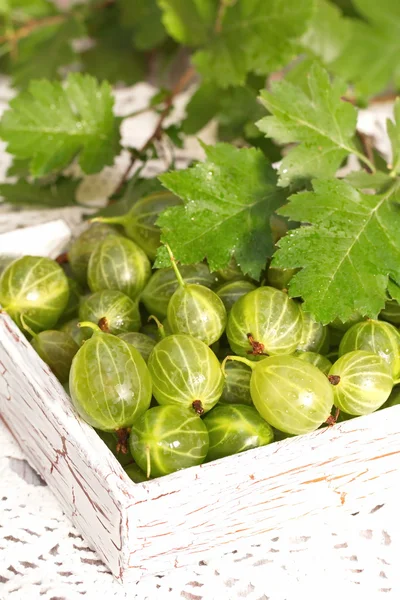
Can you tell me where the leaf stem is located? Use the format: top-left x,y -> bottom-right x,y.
165,244 -> 186,288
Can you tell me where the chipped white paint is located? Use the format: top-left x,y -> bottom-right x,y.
0,220 -> 71,258
1,310 -> 400,583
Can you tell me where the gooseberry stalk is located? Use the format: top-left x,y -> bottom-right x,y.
77,321 -> 102,334
147,315 -> 166,339
20,313 -> 38,339
165,243 -> 186,288
221,355 -> 255,375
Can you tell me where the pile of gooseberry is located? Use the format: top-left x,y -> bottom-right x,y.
1,197 -> 399,483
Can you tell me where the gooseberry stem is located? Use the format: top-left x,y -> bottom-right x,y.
221,355 -> 255,376
165,243 -> 186,288
78,321 -> 102,333
91,215 -> 125,226
20,313 -> 37,339
148,315 -> 166,339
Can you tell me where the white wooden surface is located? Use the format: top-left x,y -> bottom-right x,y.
1,306 -> 400,585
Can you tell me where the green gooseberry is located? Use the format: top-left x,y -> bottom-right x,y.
68,223 -> 117,286
226,354 -> 334,435
297,309 -> 329,354
79,290 -> 141,335
60,318 -> 93,346
88,235 -> 151,300
93,191 -> 182,260
69,322 -> 152,431
165,247 -> 227,346
293,351 -> 332,375
148,333 -> 224,414
226,286 -> 302,359
329,351 -> 393,415
57,277 -> 82,325
216,279 -> 257,313
118,332 -> 156,362
329,312 -> 364,332
124,462 -> 148,483
129,405 -> 209,478
203,404 -> 274,462
380,299 -> 400,325
140,321 -> 159,341
30,329 -> 79,383
141,263 -> 217,320
381,385 -> 400,409
339,319 -> 400,379
267,265 -> 298,290
214,257 -> 244,282
220,360 -> 253,405
0,256 -> 69,333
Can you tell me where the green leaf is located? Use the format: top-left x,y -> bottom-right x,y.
11,17 -> 84,88
120,0 -> 167,50
257,63 -> 359,187
193,0 -> 315,88
331,0 -> 400,97
182,82 -> 221,135
301,0 -> 351,64
158,0 -> 216,46
0,0 -> 55,20
388,279 -> 400,303
0,176 -> 80,207
344,170 -> 392,190
387,98 -> 400,175
0,73 -> 120,177
274,179 -> 400,323
81,4 -> 145,85
156,143 -> 286,279
6,158 -> 30,178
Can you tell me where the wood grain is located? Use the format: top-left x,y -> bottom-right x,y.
1,311 -> 399,582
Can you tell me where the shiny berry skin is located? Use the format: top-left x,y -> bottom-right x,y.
339,319 -> 400,379
297,310 -> 329,354
203,404 -> 274,461
31,330 -> 79,383
148,334 -> 224,414
129,405 -> 209,478
68,223 -> 117,286
79,290 -> 140,335
88,235 -> 151,300
329,350 -> 393,416
167,283 -> 227,346
220,360 -> 253,405
216,279 -> 257,313
69,329 -> 152,430
293,351 -> 332,375
249,355 -> 333,434
0,256 -> 69,333
118,332 -> 156,363
226,286 -> 302,359
141,264 -> 217,320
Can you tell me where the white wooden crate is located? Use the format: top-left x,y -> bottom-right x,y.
1,221 -> 400,584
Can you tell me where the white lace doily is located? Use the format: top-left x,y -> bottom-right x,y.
1,76 -> 400,600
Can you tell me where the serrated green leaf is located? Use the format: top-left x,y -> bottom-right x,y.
158,0 -> 216,46
192,0 -> 315,88
156,143 -> 286,279
0,73 -> 120,177
0,176 -> 80,207
11,17 -> 84,88
344,170 -> 392,190
387,98 -> 400,175
120,0 -> 167,50
388,279 -> 400,303
6,158 -> 30,178
301,0 -> 351,64
257,63 -> 359,187
331,0 -> 400,98
273,179 -> 400,323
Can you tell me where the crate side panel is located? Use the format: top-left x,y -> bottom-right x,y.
0,314 -> 139,579
124,407 -> 400,579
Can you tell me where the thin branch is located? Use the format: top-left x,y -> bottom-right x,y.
113,65 -> 196,196
0,15 -> 66,44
